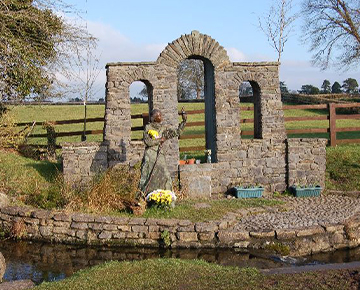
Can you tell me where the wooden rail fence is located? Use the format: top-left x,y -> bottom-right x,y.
16,103 -> 360,152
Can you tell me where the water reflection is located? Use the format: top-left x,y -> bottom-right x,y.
1,239 -> 360,284
0,240 -> 288,283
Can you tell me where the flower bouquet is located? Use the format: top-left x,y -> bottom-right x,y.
146,189 -> 177,209
148,129 -> 160,139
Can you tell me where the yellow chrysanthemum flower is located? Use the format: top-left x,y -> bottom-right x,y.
148,130 -> 159,139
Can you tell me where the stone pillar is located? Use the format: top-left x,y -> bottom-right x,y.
104,66 -> 132,167
215,69 -> 242,163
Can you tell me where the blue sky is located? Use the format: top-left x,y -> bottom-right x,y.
65,0 -> 359,99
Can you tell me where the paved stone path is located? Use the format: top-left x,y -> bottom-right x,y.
236,195 -> 360,232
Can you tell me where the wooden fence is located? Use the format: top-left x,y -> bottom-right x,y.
17,103 -> 360,151
240,103 -> 360,147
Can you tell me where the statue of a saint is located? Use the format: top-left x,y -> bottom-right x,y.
138,108 -> 187,198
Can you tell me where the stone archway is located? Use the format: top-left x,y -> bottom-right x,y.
59,30 -> 325,196
158,31 -> 232,163
157,30 -> 230,69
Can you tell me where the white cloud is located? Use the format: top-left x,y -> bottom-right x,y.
87,21 -> 166,64
226,47 -> 247,62
68,20 -> 167,100
62,19 -> 360,99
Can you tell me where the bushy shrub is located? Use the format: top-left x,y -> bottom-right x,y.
27,164 -> 143,212
79,163 -> 141,212
0,105 -> 30,149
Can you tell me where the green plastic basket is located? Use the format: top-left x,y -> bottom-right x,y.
234,187 -> 264,198
290,186 -> 322,197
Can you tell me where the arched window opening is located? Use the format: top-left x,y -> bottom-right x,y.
129,80 -> 153,141
239,81 -> 261,139
177,56 -> 216,163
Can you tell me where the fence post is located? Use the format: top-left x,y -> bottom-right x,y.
328,103 -> 336,146
142,113 -> 149,129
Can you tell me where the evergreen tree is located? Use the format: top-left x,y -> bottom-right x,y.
331,82 -> 342,93
342,78 -> 359,94
321,80 -> 331,94
280,81 -> 289,94
299,84 -> 320,95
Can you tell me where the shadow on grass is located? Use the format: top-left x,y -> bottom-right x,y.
343,160 -> 360,169
26,161 -> 62,183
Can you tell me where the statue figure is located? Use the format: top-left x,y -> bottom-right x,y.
138,108 -> 187,198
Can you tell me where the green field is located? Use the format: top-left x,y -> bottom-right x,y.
8,102 -> 360,157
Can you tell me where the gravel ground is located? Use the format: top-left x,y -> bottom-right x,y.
237,195 -> 360,231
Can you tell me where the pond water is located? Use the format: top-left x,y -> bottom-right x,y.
1,239 -> 360,284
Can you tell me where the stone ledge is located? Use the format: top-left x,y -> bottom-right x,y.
106,61 -> 156,67
232,61 -> 279,67
61,141 -> 103,148
1,205 -> 360,257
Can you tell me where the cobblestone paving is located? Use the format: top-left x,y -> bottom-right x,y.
237,195 -> 360,232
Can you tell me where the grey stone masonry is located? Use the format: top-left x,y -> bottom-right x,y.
180,138 -> 326,197
2,197 -> 360,256
62,142 -> 108,186
287,138 -> 327,188
62,30 -> 327,195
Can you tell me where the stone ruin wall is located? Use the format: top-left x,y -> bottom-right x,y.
62,31 -> 327,196
180,138 -> 327,198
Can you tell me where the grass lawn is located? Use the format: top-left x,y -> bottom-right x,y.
0,149 -> 61,196
34,258 -> 360,290
326,144 -> 360,191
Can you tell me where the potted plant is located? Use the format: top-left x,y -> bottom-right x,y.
232,185 -> 264,198
186,158 -> 195,164
289,184 -> 322,197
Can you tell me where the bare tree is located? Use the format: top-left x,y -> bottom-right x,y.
302,0 -> 360,69
239,82 -> 253,97
177,59 -> 204,100
259,0 -> 298,62
70,36 -> 102,141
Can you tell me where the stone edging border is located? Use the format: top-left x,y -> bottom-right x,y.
1,206 -> 360,256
